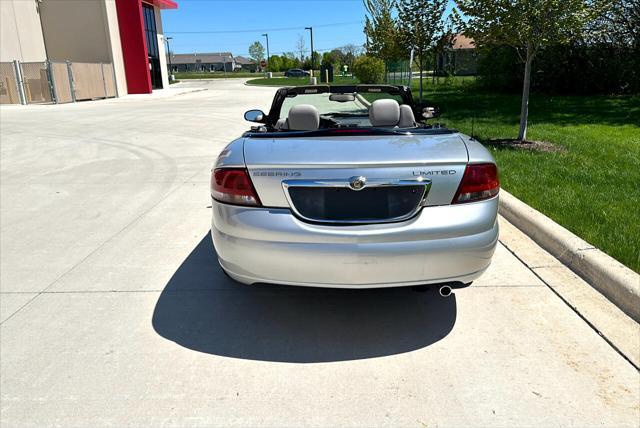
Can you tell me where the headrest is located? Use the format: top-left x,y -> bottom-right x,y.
369,99 -> 400,127
398,104 -> 416,128
287,104 -> 320,131
275,118 -> 288,130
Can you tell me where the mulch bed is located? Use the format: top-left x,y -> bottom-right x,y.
485,139 -> 566,153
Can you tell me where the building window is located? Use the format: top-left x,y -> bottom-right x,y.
142,3 -> 162,89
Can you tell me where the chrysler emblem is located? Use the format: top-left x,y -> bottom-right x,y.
349,176 -> 367,191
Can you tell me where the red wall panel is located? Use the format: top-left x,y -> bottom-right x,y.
115,0 -> 152,94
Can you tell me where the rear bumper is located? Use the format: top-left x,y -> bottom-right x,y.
211,197 -> 499,288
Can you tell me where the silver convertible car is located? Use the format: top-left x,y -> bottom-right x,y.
211,85 -> 499,295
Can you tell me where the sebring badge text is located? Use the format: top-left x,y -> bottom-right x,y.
253,171 -> 302,177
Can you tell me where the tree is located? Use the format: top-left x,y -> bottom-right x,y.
296,34 -> 307,62
278,55 -> 289,71
590,0 -> 640,47
302,52 -> 320,70
363,0 -> 402,61
397,0 -> 448,101
342,43 -> 363,69
282,52 -> 300,70
456,0 -> 606,140
321,51 -> 335,67
329,49 -> 346,67
353,55 -> 386,83
269,55 -> 282,72
248,41 -> 265,66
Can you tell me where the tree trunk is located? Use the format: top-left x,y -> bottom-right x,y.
419,57 -> 423,102
518,43 -> 534,141
432,51 -> 436,84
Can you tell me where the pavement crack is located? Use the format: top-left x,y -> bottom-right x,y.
500,239 -> 639,372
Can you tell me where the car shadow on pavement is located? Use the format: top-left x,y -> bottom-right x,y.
152,234 -> 458,363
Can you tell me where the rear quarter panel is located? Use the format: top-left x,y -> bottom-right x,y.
459,134 -> 496,164
214,138 -> 246,169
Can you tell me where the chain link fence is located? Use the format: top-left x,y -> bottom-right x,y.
0,62 -> 21,104
385,60 -> 412,86
20,62 -> 53,104
0,60 -> 117,105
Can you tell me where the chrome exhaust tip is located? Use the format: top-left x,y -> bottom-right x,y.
438,285 -> 452,297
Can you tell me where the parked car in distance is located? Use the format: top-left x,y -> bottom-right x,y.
211,85 -> 500,295
284,69 -> 311,77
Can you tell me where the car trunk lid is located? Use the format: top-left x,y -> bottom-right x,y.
244,133 -> 469,216
244,133 -> 467,167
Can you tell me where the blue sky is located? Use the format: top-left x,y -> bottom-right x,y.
161,0 -> 368,57
161,0 -> 456,57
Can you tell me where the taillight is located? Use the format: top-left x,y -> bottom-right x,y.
211,168 -> 262,206
452,163 -> 500,204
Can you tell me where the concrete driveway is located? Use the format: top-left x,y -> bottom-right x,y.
1,79 -> 638,427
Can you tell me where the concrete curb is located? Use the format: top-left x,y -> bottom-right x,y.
499,190 -> 640,322
244,78 -> 283,87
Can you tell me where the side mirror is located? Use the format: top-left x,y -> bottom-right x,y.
244,109 -> 266,123
422,107 -> 438,119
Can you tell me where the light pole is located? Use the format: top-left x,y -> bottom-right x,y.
304,26 -> 314,76
165,36 -> 173,79
261,33 -> 270,74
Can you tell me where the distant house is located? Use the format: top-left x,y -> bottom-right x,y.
234,56 -> 257,72
438,34 -> 477,76
171,52 -> 235,72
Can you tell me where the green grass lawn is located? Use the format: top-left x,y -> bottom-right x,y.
420,78 -> 640,272
246,75 -> 358,86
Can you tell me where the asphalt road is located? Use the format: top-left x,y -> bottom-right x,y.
1,79 -> 638,427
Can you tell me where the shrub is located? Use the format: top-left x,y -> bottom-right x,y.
353,56 -> 385,84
